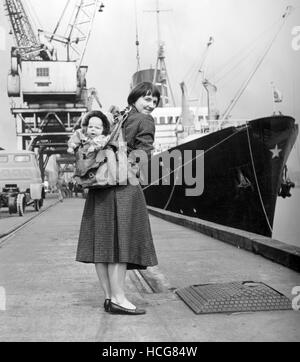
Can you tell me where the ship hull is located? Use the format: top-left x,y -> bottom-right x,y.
143,115 -> 298,237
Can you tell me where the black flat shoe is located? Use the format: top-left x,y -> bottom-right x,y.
109,302 -> 146,315
104,299 -> 111,312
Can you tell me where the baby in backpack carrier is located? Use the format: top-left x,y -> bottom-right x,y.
67,111 -> 111,155
67,111 -> 112,180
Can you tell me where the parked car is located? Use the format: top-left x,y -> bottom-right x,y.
0,150 -> 45,216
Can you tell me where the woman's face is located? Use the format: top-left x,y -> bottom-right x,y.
134,94 -> 158,115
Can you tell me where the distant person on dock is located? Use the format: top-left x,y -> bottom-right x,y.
61,181 -> 69,198
68,180 -> 74,197
56,174 -> 64,202
76,82 -> 160,315
73,180 -> 79,197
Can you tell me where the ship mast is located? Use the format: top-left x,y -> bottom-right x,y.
144,0 -> 175,106
134,0 -> 141,71
199,36 -> 218,120
203,79 -> 219,120
181,35 -> 216,125
221,5 -> 294,120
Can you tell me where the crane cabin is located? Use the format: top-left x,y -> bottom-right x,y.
8,61 -> 78,104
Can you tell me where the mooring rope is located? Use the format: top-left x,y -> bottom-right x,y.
245,122 -> 273,234
142,126 -> 247,211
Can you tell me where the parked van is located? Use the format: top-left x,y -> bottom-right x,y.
0,150 -> 45,216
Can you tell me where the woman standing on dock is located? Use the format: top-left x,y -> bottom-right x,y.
76,82 -> 160,315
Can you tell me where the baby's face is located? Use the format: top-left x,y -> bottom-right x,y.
86,117 -> 104,138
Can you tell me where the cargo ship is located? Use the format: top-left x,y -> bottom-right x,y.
131,5 -> 298,237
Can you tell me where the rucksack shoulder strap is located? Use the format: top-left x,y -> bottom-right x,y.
108,107 -> 132,143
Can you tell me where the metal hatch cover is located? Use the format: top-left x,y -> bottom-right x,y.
175,281 -> 292,314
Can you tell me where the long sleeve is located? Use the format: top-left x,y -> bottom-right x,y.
124,113 -> 155,157
134,116 -> 155,156
123,111 -> 155,184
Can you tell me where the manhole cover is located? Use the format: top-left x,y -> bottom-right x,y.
175,281 -> 292,314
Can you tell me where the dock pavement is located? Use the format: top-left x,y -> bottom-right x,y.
0,195 -> 299,342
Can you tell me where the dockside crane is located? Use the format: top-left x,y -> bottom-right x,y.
4,0 -> 53,61
4,0 -> 105,180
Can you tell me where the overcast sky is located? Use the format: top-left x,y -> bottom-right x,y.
0,0 -> 299,170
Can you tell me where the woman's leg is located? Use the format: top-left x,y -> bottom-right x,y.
95,263 -> 111,299
108,263 -> 135,309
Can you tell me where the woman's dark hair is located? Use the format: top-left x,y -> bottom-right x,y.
81,110 -> 110,136
127,82 -> 161,106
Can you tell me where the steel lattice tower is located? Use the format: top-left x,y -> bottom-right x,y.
3,0 -> 41,59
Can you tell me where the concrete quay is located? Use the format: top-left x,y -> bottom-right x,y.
148,207 -> 300,273
0,197 -> 299,342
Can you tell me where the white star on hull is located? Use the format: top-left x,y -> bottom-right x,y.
270,144 -> 282,159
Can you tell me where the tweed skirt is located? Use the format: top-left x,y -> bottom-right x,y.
76,184 -> 158,270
